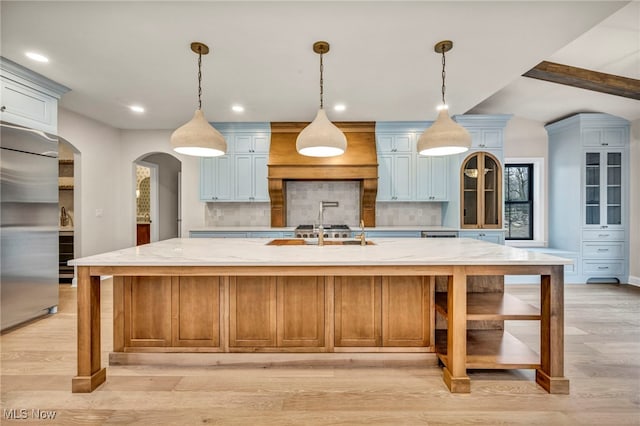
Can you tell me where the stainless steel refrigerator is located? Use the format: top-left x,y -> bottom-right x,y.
1,121 -> 59,331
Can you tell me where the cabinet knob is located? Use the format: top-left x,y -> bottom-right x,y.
0,106 -> 5,112
602,143 -> 608,146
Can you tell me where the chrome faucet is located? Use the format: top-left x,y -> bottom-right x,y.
317,201 -> 339,246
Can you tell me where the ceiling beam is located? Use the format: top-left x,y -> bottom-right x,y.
523,61 -> 640,100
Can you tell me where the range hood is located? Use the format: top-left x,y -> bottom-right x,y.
268,122 -> 378,227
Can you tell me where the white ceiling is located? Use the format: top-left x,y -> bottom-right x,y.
1,1 -> 637,129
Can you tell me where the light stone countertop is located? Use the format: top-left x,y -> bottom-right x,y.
71,237 -> 571,267
189,226 -> 460,232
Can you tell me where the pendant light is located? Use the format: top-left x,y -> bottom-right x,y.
296,41 -> 347,157
417,40 -> 471,156
171,42 -> 227,157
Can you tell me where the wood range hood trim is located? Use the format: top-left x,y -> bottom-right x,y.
268,121 -> 378,227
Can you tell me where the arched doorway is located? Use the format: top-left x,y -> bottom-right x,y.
133,152 -> 182,245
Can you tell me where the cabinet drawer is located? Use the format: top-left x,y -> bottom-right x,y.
582,242 -> 624,259
582,229 -> 625,241
582,260 -> 624,276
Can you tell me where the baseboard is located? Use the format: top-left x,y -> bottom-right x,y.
628,275 -> 640,288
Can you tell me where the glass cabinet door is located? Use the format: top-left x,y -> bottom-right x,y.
462,155 -> 478,226
584,151 -> 623,227
584,152 -> 600,225
483,155 -> 499,226
606,152 -> 622,225
461,152 -> 502,229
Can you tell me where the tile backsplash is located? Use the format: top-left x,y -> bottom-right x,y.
205,203 -> 271,226
204,181 -> 442,227
376,202 -> 441,226
287,181 -> 360,226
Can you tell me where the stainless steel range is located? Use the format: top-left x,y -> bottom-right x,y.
295,225 -> 352,239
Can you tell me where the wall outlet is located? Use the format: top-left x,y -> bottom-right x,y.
95,208 -> 103,217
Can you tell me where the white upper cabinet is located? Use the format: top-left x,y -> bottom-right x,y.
0,57 -> 69,134
416,156 -> 448,201
199,123 -> 271,202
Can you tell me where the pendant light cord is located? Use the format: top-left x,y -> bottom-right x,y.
197,46 -> 203,110
441,48 -> 446,106
319,52 -> 324,109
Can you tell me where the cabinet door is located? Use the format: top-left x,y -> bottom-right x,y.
200,158 -> 215,200
200,156 -> 232,201
234,135 -> 253,153
382,276 -> 431,347
392,154 -> 413,200
172,277 -> 220,347
604,151 -> 622,227
124,276 -> 172,347
393,135 -> 413,153
377,154 -> 394,201
417,156 -> 448,201
0,77 -> 57,133
334,276 -> 381,347
234,155 -> 253,200
584,150 -> 623,228
583,128 -> 625,148
253,155 -> 269,201
377,135 -> 394,153
277,276 -> 325,347
460,152 -> 502,229
430,156 -> 449,201
229,276 -> 277,347
253,135 -> 270,153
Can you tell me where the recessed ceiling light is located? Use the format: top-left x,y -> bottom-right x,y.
129,105 -> 145,113
334,104 -> 346,112
25,52 -> 49,63
232,105 -> 245,113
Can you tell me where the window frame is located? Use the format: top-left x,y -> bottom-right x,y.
505,163 -> 534,240
504,157 -> 545,246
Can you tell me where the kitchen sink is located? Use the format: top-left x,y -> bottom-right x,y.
266,238 -> 375,246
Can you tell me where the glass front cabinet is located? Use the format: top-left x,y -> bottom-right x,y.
460,151 -> 502,229
584,150 -> 623,228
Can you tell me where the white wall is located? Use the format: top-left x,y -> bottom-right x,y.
142,153 -> 181,241
503,116 -> 549,244
119,130 -> 204,243
630,119 -> 639,284
58,108 -> 127,257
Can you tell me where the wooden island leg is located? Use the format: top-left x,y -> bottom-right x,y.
72,266 -> 106,392
443,266 -> 470,393
536,265 -> 570,394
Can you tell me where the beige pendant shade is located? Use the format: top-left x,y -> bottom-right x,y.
418,40 -> 470,157
296,40 -> 347,158
417,108 -> 471,156
296,109 -> 347,157
171,42 -> 227,157
171,109 -> 227,157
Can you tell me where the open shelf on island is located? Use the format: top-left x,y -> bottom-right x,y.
435,292 -> 540,321
435,329 -> 540,370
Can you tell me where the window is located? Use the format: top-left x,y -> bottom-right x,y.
505,164 -> 533,240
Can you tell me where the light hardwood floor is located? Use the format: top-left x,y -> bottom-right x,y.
1,280 -> 639,425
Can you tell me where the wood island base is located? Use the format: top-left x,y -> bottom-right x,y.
72,261 -> 569,395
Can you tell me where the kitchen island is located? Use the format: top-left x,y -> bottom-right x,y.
70,237 -> 570,394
